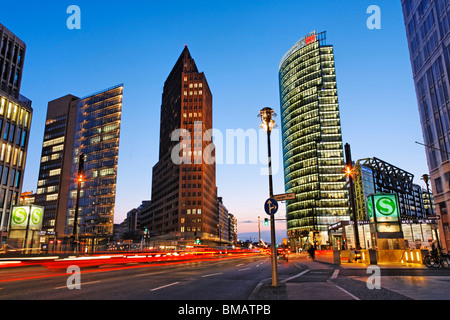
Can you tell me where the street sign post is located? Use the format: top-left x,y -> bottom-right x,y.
273,193 -> 296,201
264,198 -> 279,216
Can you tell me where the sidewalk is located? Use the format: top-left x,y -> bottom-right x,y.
249,254 -> 428,300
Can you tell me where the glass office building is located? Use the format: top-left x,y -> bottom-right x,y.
402,0 -> 450,249
66,84 -> 123,250
0,23 -> 33,247
279,31 -> 350,251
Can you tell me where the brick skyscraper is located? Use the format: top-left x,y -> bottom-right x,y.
142,46 -> 218,245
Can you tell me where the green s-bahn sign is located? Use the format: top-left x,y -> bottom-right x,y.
367,193 -> 400,223
10,205 -> 44,230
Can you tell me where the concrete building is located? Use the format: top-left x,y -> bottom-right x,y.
143,46 -> 219,247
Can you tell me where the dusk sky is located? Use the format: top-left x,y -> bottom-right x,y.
1,1 -> 428,242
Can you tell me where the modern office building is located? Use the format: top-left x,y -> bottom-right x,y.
353,157 -> 434,221
35,85 -> 123,251
0,23 -> 33,246
217,197 -> 230,245
35,95 -> 79,241
402,0 -> 450,249
329,157 -> 438,250
279,31 -> 350,251
143,46 -> 219,246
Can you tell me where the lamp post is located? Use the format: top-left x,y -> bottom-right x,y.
258,107 -> 278,287
72,154 -> 85,254
344,143 -> 360,250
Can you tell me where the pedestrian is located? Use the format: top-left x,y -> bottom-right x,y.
307,246 -> 315,260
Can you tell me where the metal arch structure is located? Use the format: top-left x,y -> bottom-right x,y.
357,157 -> 414,194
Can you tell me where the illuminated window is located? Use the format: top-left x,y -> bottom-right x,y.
46,194 -> 58,201
52,145 -> 64,152
43,137 -> 64,147
0,97 -> 5,115
49,169 -> 61,176
0,143 -> 5,161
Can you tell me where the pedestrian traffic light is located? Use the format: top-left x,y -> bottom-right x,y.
264,218 -> 269,226
195,238 -> 201,245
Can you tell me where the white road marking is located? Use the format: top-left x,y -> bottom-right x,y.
54,280 -> 100,290
150,282 -> 180,291
201,272 -> 223,278
330,269 -> 340,279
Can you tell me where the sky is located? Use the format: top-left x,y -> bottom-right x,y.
0,1 -> 429,243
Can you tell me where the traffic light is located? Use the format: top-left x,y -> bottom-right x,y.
195,238 -> 201,245
264,218 -> 269,226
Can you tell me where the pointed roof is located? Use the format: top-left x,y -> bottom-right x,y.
164,46 -> 199,87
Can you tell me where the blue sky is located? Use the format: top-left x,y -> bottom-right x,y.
0,1 -> 428,242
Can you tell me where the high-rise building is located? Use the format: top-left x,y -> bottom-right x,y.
278,31 -> 350,251
142,46 -> 218,246
0,23 -> 33,246
35,85 -> 123,251
35,95 -> 78,239
402,0 -> 450,248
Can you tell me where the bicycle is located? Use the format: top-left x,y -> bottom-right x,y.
423,251 -> 449,268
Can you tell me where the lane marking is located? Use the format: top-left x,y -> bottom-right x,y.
281,269 -> 310,283
150,282 -> 180,291
239,268 -> 251,271
133,271 -> 167,277
201,272 -> 223,278
54,280 -> 100,290
327,281 -> 360,300
330,269 -> 339,280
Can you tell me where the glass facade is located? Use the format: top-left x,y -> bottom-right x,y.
402,0 -> 450,249
0,94 -> 31,240
66,85 -> 123,242
279,31 -> 350,249
354,157 -> 434,221
0,23 -> 31,246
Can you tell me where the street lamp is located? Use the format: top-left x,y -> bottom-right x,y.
258,107 -> 278,287
72,154 -> 85,254
344,143 -> 360,250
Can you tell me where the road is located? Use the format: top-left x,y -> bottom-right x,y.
2,253 -> 450,301
0,253 -> 290,300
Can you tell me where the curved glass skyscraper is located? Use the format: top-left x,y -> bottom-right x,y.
279,31 -> 350,251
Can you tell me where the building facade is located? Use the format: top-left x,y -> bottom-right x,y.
0,24 -> 33,246
402,0 -> 450,249
278,31 -> 350,251
143,46 -> 219,246
35,85 -> 123,251
332,157 -> 438,250
35,95 -> 79,241
354,157 -> 435,220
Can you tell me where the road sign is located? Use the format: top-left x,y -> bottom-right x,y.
273,193 -> 296,201
264,198 -> 279,215
428,215 -> 441,220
